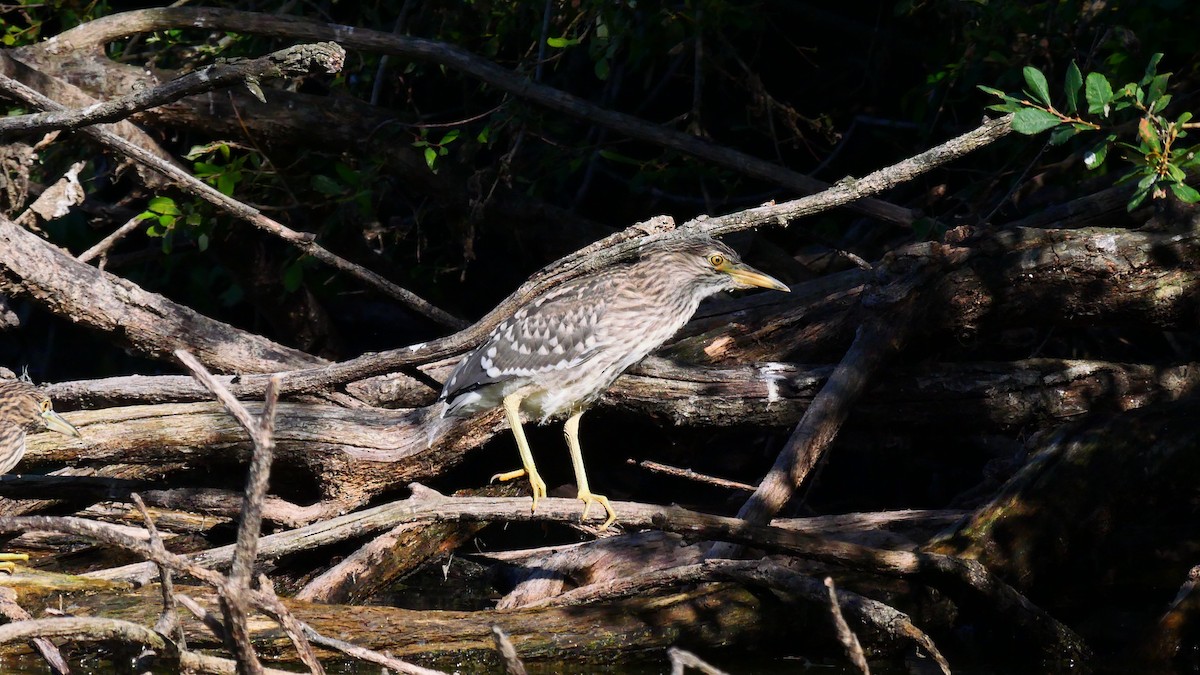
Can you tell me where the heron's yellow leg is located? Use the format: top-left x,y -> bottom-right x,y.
0,552 -> 28,574
563,411 -> 616,529
493,393 -> 547,511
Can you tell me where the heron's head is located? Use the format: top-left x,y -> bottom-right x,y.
0,379 -> 80,438
643,237 -> 790,298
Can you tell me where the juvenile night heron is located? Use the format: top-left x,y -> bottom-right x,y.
0,378 -> 80,570
438,236 -> 789,528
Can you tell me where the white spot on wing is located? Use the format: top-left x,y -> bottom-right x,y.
486,366 -> 501,378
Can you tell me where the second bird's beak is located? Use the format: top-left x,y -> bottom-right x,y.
41,409 -> 81,438
723,262 -> 790,292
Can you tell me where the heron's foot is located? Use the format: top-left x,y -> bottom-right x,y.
490,468 -> 527,483
490,468 -> 548,512
0,553 -> 28,575
578,490 -> 617,530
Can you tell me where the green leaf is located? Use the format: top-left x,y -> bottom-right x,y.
546,36 -> 579,48
311,174 -> 344,196
1011,107 -> 1062,134
423,146 -> 437,170
217,172 -> 235,196
439,130 -> 460,145
597,149 -> 642,166
594,58 -> 610,81
1064,62 -> 1082,114
1023,66 -> 1052,106
1146,73 -> 1170,106
333,163 -> 359,187
1170,182 -> 1200,203
219,284 -> 244,307
1083,141 -> 1109,170
283,261 -> 304,292
146,196 -> 180,216
977,85 -> 1007,98
1127,186 -> 1151,211
1086,72 -> 1114,115
1138,118 -> 1162,154
1048,126 -> 1077,146
476,126 -> 491,144
193,161 -> 220,177
1142,53 -> 1164,85
197,233 -> 209,252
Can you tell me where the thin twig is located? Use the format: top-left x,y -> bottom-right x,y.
254,575 -> 325,675
825,577 -> 869,675
491,625 -> 527,675
667,646 -> 728,675
0,43 -> 346,136
77,215 -> 146,265
0,66 -> 465,330
0,588 -> 71,675
130,493 -> 184,649
176,593 -> 230,645
175,350 -> 281,675
707,265 -> 935,558
300,624 -> 449,675
628,459 -> 756,492
35,7 -> 918,226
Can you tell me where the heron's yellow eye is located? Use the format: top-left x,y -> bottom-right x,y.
40,399 -> 51,413
708,254 -> 726,267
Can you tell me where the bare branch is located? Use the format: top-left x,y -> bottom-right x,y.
825,577 -> 870,675
77,215 -> 146,265
0,588 -> 70,675
300,624 -> 449,675
32,8 -> 917,226
667,647 -> 728,675
0,67 -> 465,331
491,625 -> 528,675
0,43 -> 346,136
130,493 -> 184,650
708,266 -> 935,558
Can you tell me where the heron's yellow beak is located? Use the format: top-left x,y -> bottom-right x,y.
41,409 -> 81,438
723,262 -> 790,292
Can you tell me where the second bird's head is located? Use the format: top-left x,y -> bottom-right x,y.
0,379 -> 81,438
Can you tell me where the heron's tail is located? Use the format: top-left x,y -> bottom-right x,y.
424,402 -> 455,450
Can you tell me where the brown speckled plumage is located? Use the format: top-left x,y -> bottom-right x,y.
0,378 -> 80,475
438,236 -> 789,528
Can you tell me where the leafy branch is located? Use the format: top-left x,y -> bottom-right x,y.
982,54 -> 1200,210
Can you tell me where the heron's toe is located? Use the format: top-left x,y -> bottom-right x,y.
0,552 -> 28,575
490,468 -> 527,484
578,491 -> 617,530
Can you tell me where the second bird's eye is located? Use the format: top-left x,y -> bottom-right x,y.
708,254 -> 725,267
40,400 -> 51,413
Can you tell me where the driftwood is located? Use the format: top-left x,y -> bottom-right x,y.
1,573 -> 787,666
1,5 -> 1197,671
930,395 -> 1200,617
